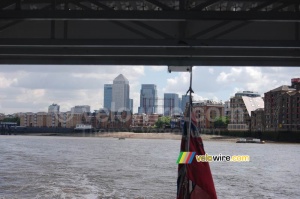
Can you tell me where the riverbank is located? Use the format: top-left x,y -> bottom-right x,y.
2,132 -> 238,142
95,132 -> 237,142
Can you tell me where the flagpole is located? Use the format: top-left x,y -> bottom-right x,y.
168,66 -> 194,199
187,67 -> 193,152
185,66 -> 193,199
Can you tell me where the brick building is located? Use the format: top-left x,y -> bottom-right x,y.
36,112 -> 47,127
193,100 -> 224,129
132,113 -> 159,127
20,112 -> 34,127
264,78 -> 300,131
250,108 -> 265,132
107,111 -> 132,128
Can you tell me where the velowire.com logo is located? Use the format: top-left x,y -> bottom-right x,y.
177,152 -> 250,164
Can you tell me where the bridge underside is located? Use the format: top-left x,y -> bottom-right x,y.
0,0 -> 299,66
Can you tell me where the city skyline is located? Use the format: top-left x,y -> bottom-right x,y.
0,66 -> 299,114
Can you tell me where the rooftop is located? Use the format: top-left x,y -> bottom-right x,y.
242,96 -> 264,116
113,74 -> 129,83
269,85 -> 295,92
193,100 -> 224,106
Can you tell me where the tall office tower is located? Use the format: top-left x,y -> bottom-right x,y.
181,95 -> 190,113
112,74 -> 130,112
138,84 -> 158,114
104,84 -> 112,110
164,93 -> 180,116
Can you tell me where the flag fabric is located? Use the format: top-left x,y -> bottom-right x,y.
177,108 -> 217,199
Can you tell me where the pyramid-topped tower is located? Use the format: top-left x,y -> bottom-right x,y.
113,74 -> 129,84
112,74 -> 130,112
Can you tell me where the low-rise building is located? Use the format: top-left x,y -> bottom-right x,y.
46,113 -> 60,127
132,113 -> 159,127
193,100 -> 224,129
65,113 -> 84,128
20,112 -> 34,127
36,112 -> 47,127
108,111 -> 132,128
228,91 -> 264,131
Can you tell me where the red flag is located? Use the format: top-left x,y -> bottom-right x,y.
177,109 -> 217,199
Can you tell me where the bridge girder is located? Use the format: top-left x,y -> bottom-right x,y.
0,0 -> 299,66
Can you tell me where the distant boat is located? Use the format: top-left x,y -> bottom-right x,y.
236,138 -> 265,144
118,137 -> 125,140
74,124 -> 93,131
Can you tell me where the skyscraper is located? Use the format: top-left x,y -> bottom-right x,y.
103,84 -> 112,110
112,74 -> 130,112
164,93 -> 180,116
138,84 -> 157,114
181,95 -> 190,113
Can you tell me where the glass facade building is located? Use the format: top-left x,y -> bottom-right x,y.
103,84 -> 112,110
138,84 -> 157,114
164,93 -> 180,116
112,74 -> 130,112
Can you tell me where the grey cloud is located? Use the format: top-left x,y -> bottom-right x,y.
11,73 -> 105,90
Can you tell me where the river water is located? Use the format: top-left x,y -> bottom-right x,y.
0,135 -> 299,199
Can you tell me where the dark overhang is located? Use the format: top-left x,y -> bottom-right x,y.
0,0 -> 299,66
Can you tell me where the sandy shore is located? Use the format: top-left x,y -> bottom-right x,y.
11,132 -> 237,142
96,132 -> 237,142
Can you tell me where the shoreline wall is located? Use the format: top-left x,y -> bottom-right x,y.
1,127 -> 299,143
219,130 -> 300,143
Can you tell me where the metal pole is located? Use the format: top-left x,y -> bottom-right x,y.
185,67 -> 193,199
187,67 -> 193,152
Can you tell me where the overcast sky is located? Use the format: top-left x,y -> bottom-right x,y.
0,65 -> 299,114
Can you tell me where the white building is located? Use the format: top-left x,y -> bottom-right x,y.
228,94 -> 264,131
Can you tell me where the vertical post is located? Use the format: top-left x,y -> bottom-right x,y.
185,67 -> 193,199
167,65 -> 194,199
187,67 -> 193,152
